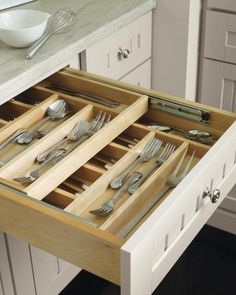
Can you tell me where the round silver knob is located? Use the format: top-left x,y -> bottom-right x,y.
118,48 -> 130,60
202,188 -> 220,203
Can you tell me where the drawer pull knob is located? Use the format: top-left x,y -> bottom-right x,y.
118,48 -> 130,60
202,188 -> 220,203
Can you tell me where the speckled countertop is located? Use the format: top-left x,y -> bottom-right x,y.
0,0 -> 156,103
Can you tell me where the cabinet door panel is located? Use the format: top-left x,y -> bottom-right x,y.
30,246 -> 80,295
120,59 -> 151,88
204,11 -> 236,64
200,58 -> 236,111
0,233 -> 14,295
207,0 -> 236,12
6,236 -> 36,295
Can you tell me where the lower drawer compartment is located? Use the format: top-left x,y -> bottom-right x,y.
0,68 -> 236,294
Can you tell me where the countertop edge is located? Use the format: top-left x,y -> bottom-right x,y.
0,0 -> 156,103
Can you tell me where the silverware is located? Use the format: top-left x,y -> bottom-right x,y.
90,172 -> 142,216
26,8 -> 77,59
51,111 -> 111,165
117,150 -> 195,238
128,143 -> 176,194
0,129 -> 28,167
46,84 -> 120,108
36,120 -> 88,163
17,99 -> 67,144
143,121 -> 214,144
110,138 -> 162,189
13,149 -> 66,183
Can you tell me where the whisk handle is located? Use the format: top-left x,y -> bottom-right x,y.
25,32 -> 52,59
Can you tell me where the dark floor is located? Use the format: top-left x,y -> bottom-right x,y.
60,225 -> 236,295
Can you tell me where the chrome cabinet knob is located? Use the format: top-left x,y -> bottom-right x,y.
202,188 -> 220,203
118,48 -> 130,60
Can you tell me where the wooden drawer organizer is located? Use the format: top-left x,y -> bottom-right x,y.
0,68 -> 236,290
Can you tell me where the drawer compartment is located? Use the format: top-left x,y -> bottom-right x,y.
0,68 -> 236,295
204,10 -> 236,64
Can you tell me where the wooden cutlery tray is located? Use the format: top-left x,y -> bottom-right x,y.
0,68 -> 236,286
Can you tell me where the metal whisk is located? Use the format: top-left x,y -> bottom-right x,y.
25,8 -> 77,59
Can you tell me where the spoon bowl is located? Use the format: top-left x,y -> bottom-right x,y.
17,99 -> 67,144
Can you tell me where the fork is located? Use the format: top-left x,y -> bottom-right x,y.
128,143 -> 176,194
36,120 -> 88,163
110,138 -> 162,189
50,111 -> 111,165
13,148 -> 67,183
117,149 -> 196,238
90,172 -> 142,216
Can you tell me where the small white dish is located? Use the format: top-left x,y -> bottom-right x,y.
0,9 -> 50,48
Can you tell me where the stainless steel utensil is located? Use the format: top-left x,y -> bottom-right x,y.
46,84 -> 120,108
117,149 -> 195,238
36,120 -> 88,163
110,138 -> 162,189
17,99 -> 67,144
128,143 -> 176,194
145,122 -> 214,144
25,8 -> 77,59
13,148 -> 66,183
90,172 -> 142,216
50,111 -> 111,165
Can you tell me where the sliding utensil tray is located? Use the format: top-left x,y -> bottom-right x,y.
0,68 -> 236,295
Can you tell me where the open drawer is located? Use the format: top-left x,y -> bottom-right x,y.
0,68 -> 235,295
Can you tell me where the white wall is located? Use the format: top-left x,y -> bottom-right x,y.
151,0 -> 202,101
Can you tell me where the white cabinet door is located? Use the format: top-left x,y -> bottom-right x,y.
30,247 -> 80,295
207,0 -> 236,12
120,60 -> 151,88
6,235 -> 36,295
0,233 -> 14,295
204,10 -> 236,64
199,58 -> 236,111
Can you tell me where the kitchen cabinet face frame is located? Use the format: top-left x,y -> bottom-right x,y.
0,68 -> 236,295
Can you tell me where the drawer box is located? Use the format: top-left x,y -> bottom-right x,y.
81,12 -> 152,80
204,10 -> 236,64
0,68 -> 236,295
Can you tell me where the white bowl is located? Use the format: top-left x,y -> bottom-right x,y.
0,9 -> 50,48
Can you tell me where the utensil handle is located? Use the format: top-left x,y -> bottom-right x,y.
128,162 -> 161,194
110,157 -> 141,189
111,172 -> 142,203
0,129 -> 25,151
36,137 -> 68,162
25,32 -> 51,59
33,150 -> 64,175
117,186 -> 170,238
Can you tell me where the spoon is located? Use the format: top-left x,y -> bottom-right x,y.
146,123 -> 214,144
17,99 -> 67,144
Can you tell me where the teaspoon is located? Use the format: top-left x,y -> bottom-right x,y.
17,99 -> 67,144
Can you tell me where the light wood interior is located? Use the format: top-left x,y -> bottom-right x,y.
0,68 -> 236,285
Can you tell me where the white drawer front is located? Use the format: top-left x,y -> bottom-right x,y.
120,59 -> 151,88
121,121 -> 236,295
204,10 -> 236,64
82,12 -> 152,80
207,0 -> 236,12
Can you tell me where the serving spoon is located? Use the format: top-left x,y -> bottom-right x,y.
17,99 -> 67,144
147,123 -> 214,144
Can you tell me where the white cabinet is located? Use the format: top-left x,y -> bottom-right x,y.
0,233 -> 15,295
199,2 -> 236,235
81,11 -> 152,86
